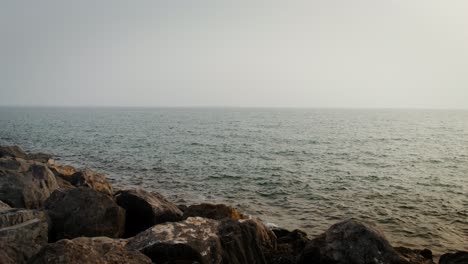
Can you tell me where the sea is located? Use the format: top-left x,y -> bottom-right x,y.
0,107 -> 466,255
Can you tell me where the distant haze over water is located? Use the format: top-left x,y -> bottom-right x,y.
0,107 -> 467,255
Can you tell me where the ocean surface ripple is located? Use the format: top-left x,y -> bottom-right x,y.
0,107 -> 467,255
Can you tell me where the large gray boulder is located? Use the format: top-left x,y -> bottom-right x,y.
127,217 -> 276,264
0,157 -> 59,209
0,208 -> 49,264
28,236 -> 152,264
299,219 -> 409,264
114,188 -> 183,237
45,187 -> 125,241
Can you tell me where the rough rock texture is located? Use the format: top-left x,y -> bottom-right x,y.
270,228 -> 309,264
127,217 -> 277,264
51,167 -> 113,196
299,219 -> 408,264
218,218 -> 277,264
395,247 -> 435,264
0,209 -> 49,264
0,157 -> 59,209
114,188 -> 183,237
28,236 -> 152,264
439,251 -> 468,264
0,145 -> 28,159
127,217 -> 223,264
0,200 -> 11,210
182,203 -> 246,220
45,187 -> 125,241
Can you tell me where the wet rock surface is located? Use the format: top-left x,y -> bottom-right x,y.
45,187 -> 125,241
114,188 -> 183,237
28,236 -> 152,264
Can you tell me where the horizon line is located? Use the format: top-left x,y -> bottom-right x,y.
0,104 -> 467,111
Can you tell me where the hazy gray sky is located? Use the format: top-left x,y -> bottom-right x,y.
1,0 -> 467,108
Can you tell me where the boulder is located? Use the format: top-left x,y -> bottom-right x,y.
45,187 -> 125,241
114,188 -> 183,237
439,251 -> 468,264
270,228 -> 309,264
51,167 -> 113,196
299,219 -> 408,264
127,217 -> 277,264
0,157 -> 59,209
182,203 -> 246,220
218,218 -> 277,264
0,208 -> 49,264
28,236 -> 152,264
127,217 -> 223,264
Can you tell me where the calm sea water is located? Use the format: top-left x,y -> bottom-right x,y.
0,107 -> 467,255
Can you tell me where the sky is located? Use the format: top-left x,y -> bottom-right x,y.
1,0 -> 467,109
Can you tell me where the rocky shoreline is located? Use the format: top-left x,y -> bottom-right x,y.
0,145 -> 466,264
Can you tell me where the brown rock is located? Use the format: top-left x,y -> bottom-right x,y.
28,236 -> 152,264
270,228 -> 309,264
114,188 -> 183,237
0,145 -> 53,163
299,219 -> 408,264
0,208 -> 49,264
45,187 -> 125,241
439,251 -> 468,264
127,217 -> 223,264
218,218 -> 277,264
182,203 -> 246,220
0,157 -> 59,209
51,167 -> 113,196
127,217 -> 277,264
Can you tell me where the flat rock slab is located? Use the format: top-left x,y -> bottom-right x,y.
28,236 -> 152,264
45,187 -> 125,241
0,208 -> 49,264
114,188 -> 183,237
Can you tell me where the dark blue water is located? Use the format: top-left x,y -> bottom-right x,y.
0,107 -> 467,255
